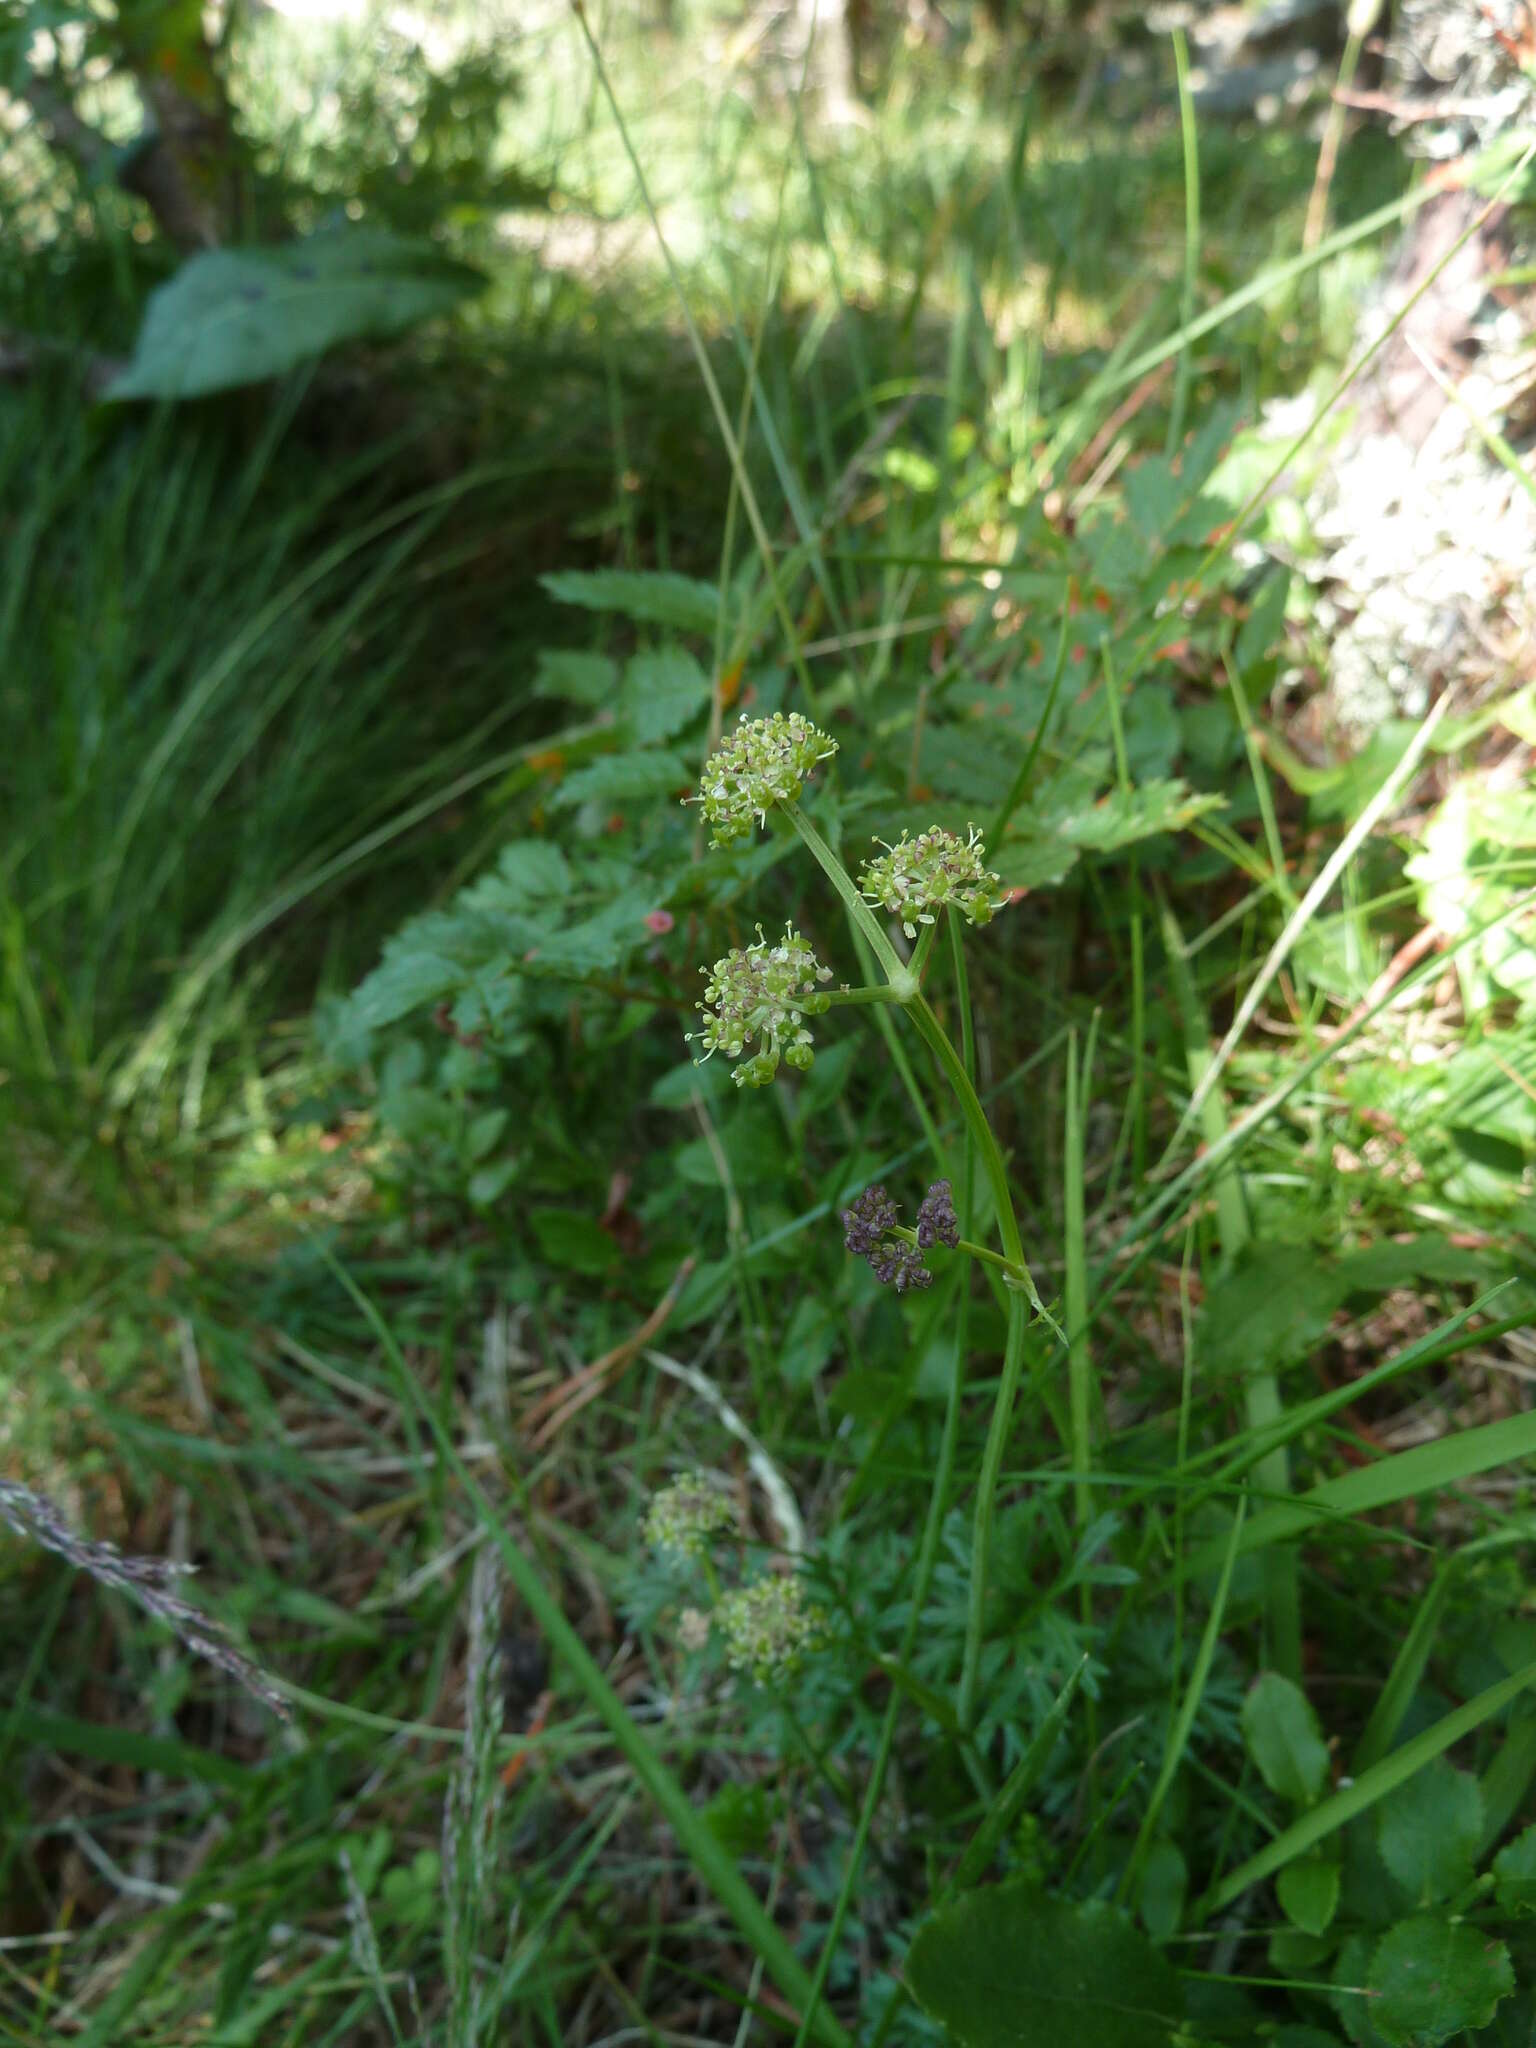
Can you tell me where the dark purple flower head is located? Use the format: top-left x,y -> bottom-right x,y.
869,1238 -> 934,1293
916,1179 -> 959,1250
840,1183 -> 936,1293
842,1184 -> 897,1257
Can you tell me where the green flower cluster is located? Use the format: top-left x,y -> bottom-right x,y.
643,1473 -> 735,1559
717,1574 -> 824,1683
858,825 -> 1005,940
692,924 -> 833,1087
693,712 -> 838,847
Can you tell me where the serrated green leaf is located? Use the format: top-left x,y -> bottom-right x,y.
486,840 -> 573,902
1279,1857 -> 1342,1936
905,1882 -> 1184,2048
550,749 -> 692,810
1368,1919 -> 1513,2045
620,648 -> 711,742
108,230 -> 484,400
1056,778 -> 1224,852
1243,1673 -> 1331,1807
541,569 -> 720,635
1377,1763 -> 1482,1907
1492,1824 -> 1536,1916
994,835 -> 1081,891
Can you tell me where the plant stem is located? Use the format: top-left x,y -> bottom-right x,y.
785,800 -> 909,987
787,809 -> 1054,1733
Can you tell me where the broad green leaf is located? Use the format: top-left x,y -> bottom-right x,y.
648,1057 -> 729,1108
1367,1919 -> 1513,2046
534,651 -> 619,708
1200,1242 -> 1346,1378
620,648 -> 711,742
1243,1673 -> 1331,1807
1492,1824 -> 1536,1916
540,569 -> 720,636
1376,1762 -> 1482,1906
530,887 -> 660,976
467,1159 -> 518,1208
485,840 -> 573,903
1336,1930 -> 1394,2047
529,1209 -> 618,1277
108,230 -> 484,400
1123,682 -> 1181,782
1278,1857 -> 1341,1936
777,1295 -> 839,1388
1138,1840 -> 1188,1941
550,749 -> 692,810
905,1883 -> 1184,2048
1207,1660 -> 1536,1918
465,1108 -> 508,1161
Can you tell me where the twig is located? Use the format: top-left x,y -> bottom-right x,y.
523,1258 -> 696,1447
1321,922 -> 1442,1042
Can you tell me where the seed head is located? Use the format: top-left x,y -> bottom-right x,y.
691,924 -> 833,1088
692,712 -> 838,847
717,1574 -> 825,1684
840,1182 -> 939,1293
644,1472 -> 736,1558
857,825 -> 1006,940
916,1178 -> 960,1250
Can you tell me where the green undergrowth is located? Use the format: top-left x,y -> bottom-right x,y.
4,11 -> 1536,2047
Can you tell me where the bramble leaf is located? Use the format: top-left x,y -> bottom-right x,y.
1367,1918 -> 1513,2045
905,1882 -> 1183,2048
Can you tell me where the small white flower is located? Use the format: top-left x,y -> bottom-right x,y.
717,1574 -> 825,1684
644,1473 -> 735,1558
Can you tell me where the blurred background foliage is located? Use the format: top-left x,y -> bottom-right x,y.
4,2 -> 1536,2043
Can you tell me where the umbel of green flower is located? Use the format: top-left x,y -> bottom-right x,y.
643,1473 -> 735,1559
692,711 -> 838,848
692,924 -> 833,1087
858,825 -> 1006,940
717,1573 -> 824,1683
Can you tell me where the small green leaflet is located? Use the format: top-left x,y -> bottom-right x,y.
541,569 -> 720,636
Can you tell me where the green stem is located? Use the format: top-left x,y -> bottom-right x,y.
785,800 -> 909,989
792,923 -> 980,2048
823,984 -> 904,1009
787,814 -> 1054,1734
